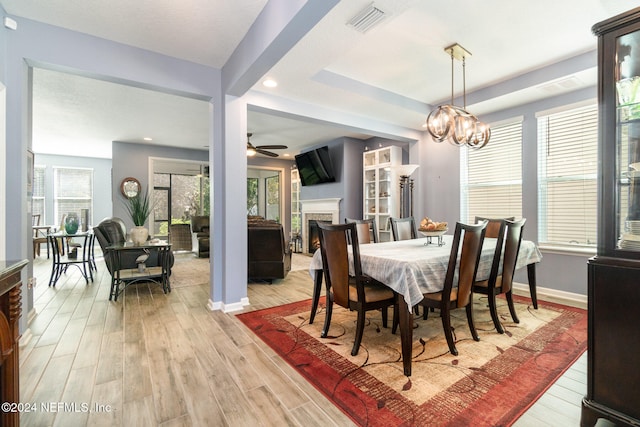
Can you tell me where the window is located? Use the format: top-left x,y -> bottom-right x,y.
247,178 -> 258,215
461,119 -> 523,223
265,175 -> 280,221
32,165 -> 46,221
152,171 -> 209,236
537,102 -> 598,248
53,167 -> 93,227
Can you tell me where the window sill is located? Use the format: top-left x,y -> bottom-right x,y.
538,244 -> 596,257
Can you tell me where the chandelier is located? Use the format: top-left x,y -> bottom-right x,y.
426,43 -> 490,149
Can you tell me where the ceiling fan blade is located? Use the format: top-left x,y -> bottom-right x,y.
256,149 -> 279,157
256,145 -> 288,150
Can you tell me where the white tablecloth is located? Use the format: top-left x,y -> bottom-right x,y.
309,236 -> 542,310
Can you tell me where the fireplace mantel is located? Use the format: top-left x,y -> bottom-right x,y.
301,198 -> 341,254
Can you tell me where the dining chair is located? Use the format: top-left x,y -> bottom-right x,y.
317,222 -> 397,356
32,214 -> 50,258
416,220 -> 488,356
473,218 -> 526,334
474,216 -> 515,238
345,218 -> 378,244
390,216 -> 418,241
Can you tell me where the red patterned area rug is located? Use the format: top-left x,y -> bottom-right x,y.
237,295 -> 587,426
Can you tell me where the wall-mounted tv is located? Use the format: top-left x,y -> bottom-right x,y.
294,146 -> 336,186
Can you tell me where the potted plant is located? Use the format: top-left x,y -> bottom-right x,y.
124,189 -> 153,245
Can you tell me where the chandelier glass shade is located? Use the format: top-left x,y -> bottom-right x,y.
426,44 -> 490,149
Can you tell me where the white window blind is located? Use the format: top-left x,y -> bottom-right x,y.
53,167 -> 93,227
32,165 -> 46,221
537,103 -> 598,248
461,120 -> 523,223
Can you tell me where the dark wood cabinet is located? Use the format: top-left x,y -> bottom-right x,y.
0,260 -> 27,427
583,7 -> 640,427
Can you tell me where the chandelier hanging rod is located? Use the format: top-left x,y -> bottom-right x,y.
425,43 -> 490,149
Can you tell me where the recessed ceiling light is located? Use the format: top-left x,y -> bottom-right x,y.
143,137 -> 153,141
262,78 -> 278,88
283,153 -> 290,157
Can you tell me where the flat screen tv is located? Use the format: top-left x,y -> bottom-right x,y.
294,146 -> 336,186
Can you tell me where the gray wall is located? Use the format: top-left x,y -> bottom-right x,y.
299,136 -> 409,224
293,86 -> 596,298
33,153 -> 112,227
298,138 -> 346,203
112,141 -> 209,230
481,86 -> 597,296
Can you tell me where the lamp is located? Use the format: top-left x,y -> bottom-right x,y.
426,43 -> 490,149
392,164 -> 419,218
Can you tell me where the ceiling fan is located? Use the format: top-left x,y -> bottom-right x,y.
246,132 -> 288,157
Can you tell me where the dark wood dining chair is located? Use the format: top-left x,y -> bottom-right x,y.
474,216 -> 515,238
345,218 -> 378,244
317,222 -> 397,356
473,218 -> 526,334
390,216 -> 418,241
416,220 -> 487,356
32,214 -> 50,258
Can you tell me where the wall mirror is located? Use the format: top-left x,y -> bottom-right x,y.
120,177 -> 141,198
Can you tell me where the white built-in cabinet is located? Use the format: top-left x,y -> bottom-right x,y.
291,168 -> 301,236
363,146 -> 401,242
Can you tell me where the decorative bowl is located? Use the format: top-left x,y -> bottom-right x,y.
419,228 -> 448,237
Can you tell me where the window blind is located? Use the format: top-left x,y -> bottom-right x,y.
537,104 -> 598,247
32,166 -> 46,221
461,120 -> 523,223
53,167 -> 93,225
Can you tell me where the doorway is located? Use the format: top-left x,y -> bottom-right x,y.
151,158 -> 209,237
247,166 -> 285,225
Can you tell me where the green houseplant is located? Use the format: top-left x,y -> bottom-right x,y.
124,189 -> 153,245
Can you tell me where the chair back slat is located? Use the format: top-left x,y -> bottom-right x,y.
390,217 -> 417,241
475,216 -> 515,239
442,221 -> 487,308
318,223 -> 354,308
345,218 -> 378,244
499,218 -> 526,293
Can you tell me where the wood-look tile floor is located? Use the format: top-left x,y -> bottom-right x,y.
21,251 -> 586,426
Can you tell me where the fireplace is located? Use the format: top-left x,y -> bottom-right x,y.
300,198 -> 341,254
308,220 -> 331,253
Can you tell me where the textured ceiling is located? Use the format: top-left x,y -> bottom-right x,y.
2,0 -> 639,160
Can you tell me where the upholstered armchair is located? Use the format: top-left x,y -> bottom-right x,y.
191,215 -> 210,258
94,217 -> 174,275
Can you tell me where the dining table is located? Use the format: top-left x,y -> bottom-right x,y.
308,235 -> 543,377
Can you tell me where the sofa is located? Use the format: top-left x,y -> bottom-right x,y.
191,215 -> 210,258
248,218 -> 292,282
94,217 -> 175,276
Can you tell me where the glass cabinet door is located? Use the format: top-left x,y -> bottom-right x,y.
616,28 -> 640,252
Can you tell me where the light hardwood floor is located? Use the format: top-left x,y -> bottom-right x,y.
20,251 -> 586,426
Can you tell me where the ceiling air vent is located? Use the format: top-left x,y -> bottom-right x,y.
347,3 -> 387,33
537,76 -> 582,94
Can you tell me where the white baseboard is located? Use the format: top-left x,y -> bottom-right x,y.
19,308 -> 38,348
512,281 -> 587,308
207,297 -> 250,313
19,328 -> 33,348
27,307 -> 37,324
207,299 -> 222,311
